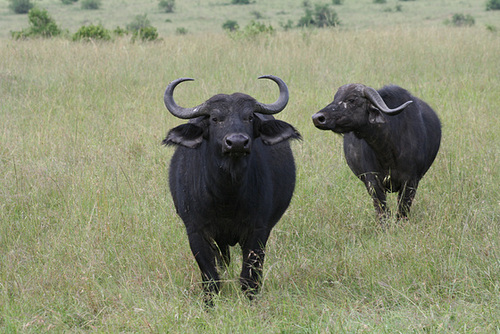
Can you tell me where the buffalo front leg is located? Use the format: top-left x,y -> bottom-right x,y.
187,231 -> 221,303
240,229 -> 270,299
397,180 -> 418,219
364,176 -> 389,220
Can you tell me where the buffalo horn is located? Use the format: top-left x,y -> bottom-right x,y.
363,86 -> 413,115
255,75 -> 289,115
164,78 -> 208,119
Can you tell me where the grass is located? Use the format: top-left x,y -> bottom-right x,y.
1,1 -> 500,332
0,0 -> 499,38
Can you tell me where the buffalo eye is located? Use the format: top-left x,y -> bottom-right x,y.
347,98 -> 356,104
211,117 -> 218,123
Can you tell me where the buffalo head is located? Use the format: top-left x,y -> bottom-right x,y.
163,76 -> 301,157
312,84 -> 413,133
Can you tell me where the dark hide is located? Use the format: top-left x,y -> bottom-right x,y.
164,92 -> 301,302
312,84 -> 441,220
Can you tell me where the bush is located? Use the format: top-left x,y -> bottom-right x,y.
486,0 -> 500,10
298,3 -> 340,28
113,26 -> 128,37
227,21 -> 274,39
332,0 -> 343,4
175,27 -> 188,35
243,21 -> 274,36
374,0 -> 387,3
126,14 -> 151,32
158,0 -> 175,13
81,0 -> 101,10
231,0 -> 251,4
11,7 -> 61,39
8,0 -> 33,14
134,27 -> 159,40
485,24 -> 497,32
280,19 -> 294,31
73,24 -> 111,41
126,15 -> 159,41
61,0 -> 78,4
445,13 -> 475,27
222,20 -> 239,32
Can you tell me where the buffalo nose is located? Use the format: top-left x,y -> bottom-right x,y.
224,133 -> 251,154
312,113 -> 326,126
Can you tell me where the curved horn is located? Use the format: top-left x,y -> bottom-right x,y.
255,75 -> 289,114
363,86 -> 413,115
164,78 -> 207,119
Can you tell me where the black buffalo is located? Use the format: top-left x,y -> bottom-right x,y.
312,84 -> 441,220
163,75 -> 301,301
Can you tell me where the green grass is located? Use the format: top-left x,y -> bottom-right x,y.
1,2 -> 500,332
0,0 -> 499,38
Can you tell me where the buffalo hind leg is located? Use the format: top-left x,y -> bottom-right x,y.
240,229 -> 269,299
397,181 -> 418,219
187,231 -> 220,305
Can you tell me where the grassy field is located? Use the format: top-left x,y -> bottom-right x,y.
0,0 -> 499,38
1,0 -> 500,332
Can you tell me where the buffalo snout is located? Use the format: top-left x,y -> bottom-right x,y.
312,112 -> 331,130
223,133 -> 251,156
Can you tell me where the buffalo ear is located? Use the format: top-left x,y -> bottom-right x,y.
258,119 -> 302,145
162,123 -> 204,148
368,107 -> 386,124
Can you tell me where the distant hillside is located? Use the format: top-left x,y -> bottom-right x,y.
0,0 -> 497,38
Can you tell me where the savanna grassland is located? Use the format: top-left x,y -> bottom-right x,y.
1,0 -> 500,332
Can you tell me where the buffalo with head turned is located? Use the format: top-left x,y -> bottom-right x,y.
163,75 -> 301,303
312,84 -> 441,220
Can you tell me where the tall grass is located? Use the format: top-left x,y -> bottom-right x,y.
1,27 -> 499,332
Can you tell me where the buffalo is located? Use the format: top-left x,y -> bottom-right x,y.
163,75 -> 301,302
312,84 -> 441,220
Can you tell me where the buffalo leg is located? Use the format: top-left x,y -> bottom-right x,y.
240,230 -> 269,299
187,231 -> 220,300
397,181 -> 418,219
214,241 -> 231,269
364,177 -> 389,219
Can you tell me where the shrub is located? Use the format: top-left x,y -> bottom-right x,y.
113,26 -> 128,36
374,0 -> 387,3
242,21 -> 274,36
298,3 -> 340,28
175,27 -> 188,35
332,0 -> 343,4
126,14 -> 151,32
231,0 -> 251,4
61,0 -> 78,4
158,0 -> 175,13
445,13 -> 475,27
126,15 -> 159,41
29,7 -> 61,37
280,19 -> 294,31
81,0 -> 101,10
485,24 -> 497,32
73,24 -> 111,41
486,0 -> 500,10
251,10 -> 263,19
222,20 -> 239,32
11,7 -> 61,39
135,26 -> 159,40
298,8 -> 315,27
227,21 -> 274,39
8,0 -> 33,14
